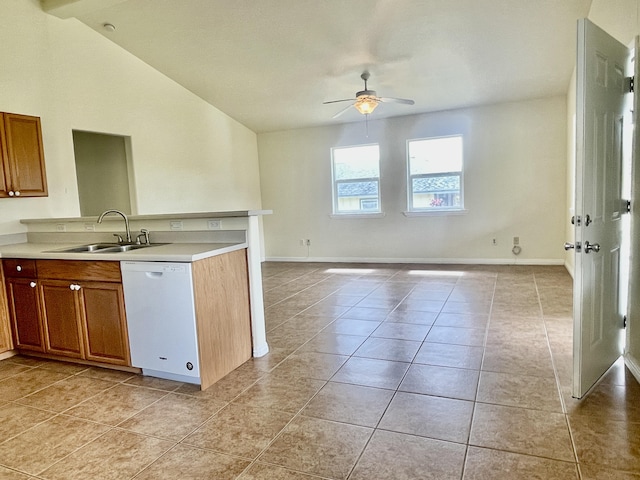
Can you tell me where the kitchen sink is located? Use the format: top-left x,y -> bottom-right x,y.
46,243 -> 165,254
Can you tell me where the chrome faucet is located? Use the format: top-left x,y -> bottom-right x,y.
97,209 -> 132,244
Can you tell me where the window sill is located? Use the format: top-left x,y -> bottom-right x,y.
403,209 -> 468,217
330,212 -> 386,219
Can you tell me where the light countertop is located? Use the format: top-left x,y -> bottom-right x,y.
0,241 -> 247,263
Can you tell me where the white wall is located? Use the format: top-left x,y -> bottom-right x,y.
259,97 -> 567,264
0,0 -> 262,234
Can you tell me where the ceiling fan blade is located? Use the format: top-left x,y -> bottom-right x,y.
332,103 -> 355,118
379,97 -> 415,105
323,98 -> 355,104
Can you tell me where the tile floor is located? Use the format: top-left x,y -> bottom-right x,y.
0,262 -> 639,479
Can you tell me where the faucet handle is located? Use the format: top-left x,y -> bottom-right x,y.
136,229 -> 151,245
112,233 -> 124,243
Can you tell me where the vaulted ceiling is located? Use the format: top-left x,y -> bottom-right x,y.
42,0 -> 592,133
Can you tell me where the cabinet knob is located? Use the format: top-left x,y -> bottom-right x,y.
8,191 -> 14,196
69,284 -> 75,290
29,281 -> 36,288
14,191 -> 20,196
16,265 -> 22,272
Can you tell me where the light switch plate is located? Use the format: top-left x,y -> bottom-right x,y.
170,221 -> 183,231
208,220 -> 222,230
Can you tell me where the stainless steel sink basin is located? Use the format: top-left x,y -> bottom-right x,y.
46,243 -> 166,254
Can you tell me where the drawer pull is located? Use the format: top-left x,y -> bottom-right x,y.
29,281 -> 36,288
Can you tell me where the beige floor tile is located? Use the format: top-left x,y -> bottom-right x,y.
0,415 -> 110,475
39,429 -> 173,480
35,360 -> 88,375
119,392 -> 226,440
301,381 -> 393,427
379,392 -> 473,443
442,300 -> 491,315
341,306 -> 392,321
331,357 -> 410,390
476,371 -> 563,412
64,384 -> 167,425
0,369 -> 70,402
0,403 -> 53,440
356,296 -> 403,309
16,375 -> 115,413
470,403 -> 574,462
425,326 -> 486,346
569,415 -> 640,471
435,313 -> 490,329
395,298 -> 445,313
124,375 -> 184,391
175,362 -> 265,401
0,465 -> 33,479
399,364 -> 479,401
297,332 -> 366,355
482,344 -> 555,378
323,318 -> 381,336
371,322 -> 430,341
233,374 -> 325,413
301,303 -> 350,318
354,337 -> 421,362
414,342 -> 484,370
579,464 -> 640,479
463,446 -> 579,479
239,463 -> 319,479
270,351 -> 348,381
384,309 -> 438,324
564,383 -> 640,422
135,444 -> 250,480
321,293 -> 365,307
183,403 -> 293,458
259,415 -> 372,480
350,429 -> 466,480
78,367 -> 136,383
0,362 -> 31,381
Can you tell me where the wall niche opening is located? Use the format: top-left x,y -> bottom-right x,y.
72,130 -> 134,216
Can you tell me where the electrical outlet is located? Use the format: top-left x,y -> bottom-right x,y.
207,220 -> 222,230
56,224 -> 66,232
170,220 -> 183,231
513,236 -> 520,245
84,223 -> 95,232
306,239 -> 311,246
492,238 -> 497,246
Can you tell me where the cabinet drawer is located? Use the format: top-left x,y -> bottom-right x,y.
36,260 -> 121,282
2,259 -> 37,278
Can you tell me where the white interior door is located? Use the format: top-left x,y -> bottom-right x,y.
573,19 -> 628,399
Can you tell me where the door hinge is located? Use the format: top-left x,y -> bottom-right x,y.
624,315 -> 628,328
626,76 -> 635,93
625,200 -> 631,213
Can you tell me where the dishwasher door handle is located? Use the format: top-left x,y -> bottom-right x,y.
145,271 -> 164,278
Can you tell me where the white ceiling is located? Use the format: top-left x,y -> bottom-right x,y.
42,0 -> 592,133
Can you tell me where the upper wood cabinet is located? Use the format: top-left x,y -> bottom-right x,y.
0,113 -> 48,198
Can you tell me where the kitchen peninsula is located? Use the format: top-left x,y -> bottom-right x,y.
0,210 -> 270,390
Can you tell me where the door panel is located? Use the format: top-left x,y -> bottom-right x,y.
40,280 -> 84,358
573,19 -> 628,398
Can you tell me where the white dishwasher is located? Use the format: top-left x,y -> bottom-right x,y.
120,261 -> 200,384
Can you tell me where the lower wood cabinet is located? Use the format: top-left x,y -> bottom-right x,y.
2,259 -> 131,366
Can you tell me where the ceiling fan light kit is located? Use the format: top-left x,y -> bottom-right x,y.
324,72 -> 415,119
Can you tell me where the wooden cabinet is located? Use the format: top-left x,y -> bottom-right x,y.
0,113 -> 48,198
0,263 -> 14,353
3,260 -> 44,352
37,260 -> 130,366
2,259 -> 130,366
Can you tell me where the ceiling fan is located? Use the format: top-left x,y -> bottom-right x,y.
324,72 -> 415,118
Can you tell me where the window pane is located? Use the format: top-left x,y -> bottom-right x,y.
409,136 -> 462,175
408,135 -> 463,211
333,145 -> 380,180
332,144 -> 381,214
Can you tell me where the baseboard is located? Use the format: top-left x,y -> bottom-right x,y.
265,256 -> 565,266
625,353 -> 640,385
0,350 -> 17,361
564,260 -> 575,279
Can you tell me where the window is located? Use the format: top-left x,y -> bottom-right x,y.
407,135 -> 463,212
331,144 -> 380,214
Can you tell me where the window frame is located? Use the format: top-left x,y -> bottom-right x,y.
406,135 -> 465,213
331,143 -> 382,216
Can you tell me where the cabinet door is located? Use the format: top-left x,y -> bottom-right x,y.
80,282 -> 130,366
5,277 -> 44,352
2,113 -> 48,197
0,113 -> 10,196
40,280 -> 84,358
